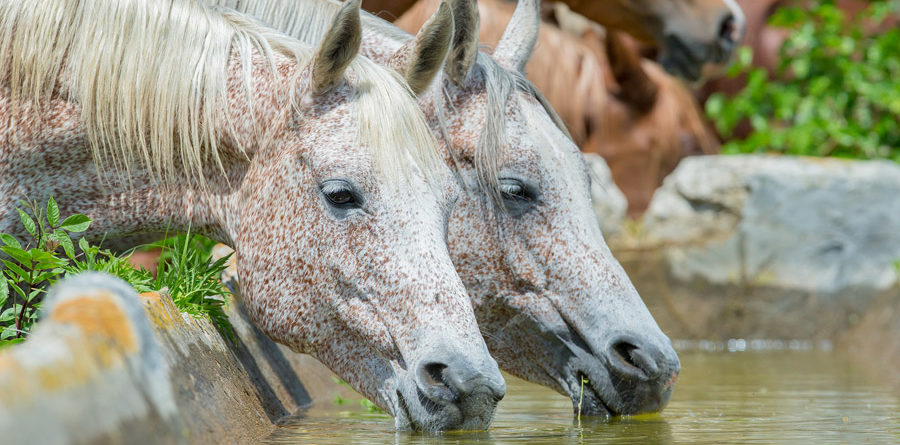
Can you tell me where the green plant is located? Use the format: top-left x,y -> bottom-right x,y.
706,0 -> 900,160
1,198 -> 235,348
1,198 -> 93,346
150,233 -> 234,339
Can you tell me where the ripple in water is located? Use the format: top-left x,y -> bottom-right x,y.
265,351 -> 900,444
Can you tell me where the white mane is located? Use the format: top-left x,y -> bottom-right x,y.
0,0 -> 441,187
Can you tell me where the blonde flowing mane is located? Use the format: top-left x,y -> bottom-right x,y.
0,0 -> 441,187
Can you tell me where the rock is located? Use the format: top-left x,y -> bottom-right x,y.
0,272 -> 352,444
584,153 -> 628,236
643,154 -> 900,295
0,273 -> 180,445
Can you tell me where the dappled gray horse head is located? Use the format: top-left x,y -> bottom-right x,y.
227,2 -> 504,431
428,0 -> 680,416
0,0 -> 502,431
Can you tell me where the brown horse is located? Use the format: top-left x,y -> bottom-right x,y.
397,0 -> 720,216
368,0 -> 746,80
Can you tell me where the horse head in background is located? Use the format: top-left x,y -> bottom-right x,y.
559,0 -> 747,81
365,0 -> 746,81
0,0 -> 504,431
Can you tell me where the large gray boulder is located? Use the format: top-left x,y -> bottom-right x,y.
643,154 -> 900,294
584,153 -> 628,236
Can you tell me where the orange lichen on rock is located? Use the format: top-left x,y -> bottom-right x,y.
140,291 -> 177,330
50,292 -> 138,356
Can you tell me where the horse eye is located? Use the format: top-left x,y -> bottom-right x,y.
500,179 -> 529,201
321,180 -> 359,208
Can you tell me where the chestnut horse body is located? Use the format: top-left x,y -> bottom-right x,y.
368,0 -> 746,80
210,0 -> 681,417
0,0 -> 504,431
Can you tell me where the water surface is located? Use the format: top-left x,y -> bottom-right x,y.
265,351 -> 900,444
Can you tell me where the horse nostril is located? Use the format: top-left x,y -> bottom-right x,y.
718,13 -> 739,45
609,339 -> 662,380
423,362 -> 449,389
415,355 -> 506,405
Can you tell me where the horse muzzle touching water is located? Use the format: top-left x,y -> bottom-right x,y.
0,0 -> 503,431
393,0 -> 682,416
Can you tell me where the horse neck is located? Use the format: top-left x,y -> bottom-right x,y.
0,53 -> 294,248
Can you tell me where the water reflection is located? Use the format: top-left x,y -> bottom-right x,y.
265,351 -> 900,444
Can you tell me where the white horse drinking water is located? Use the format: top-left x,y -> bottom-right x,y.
0,0 -> 504,431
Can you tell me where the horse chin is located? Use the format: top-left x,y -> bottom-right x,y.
658,32 -> 738,82
566,367 -> 618,418
568,372 -> 614,417
657,38 -> 705,82
567,363 -> 675,417
394,374 -> 498,432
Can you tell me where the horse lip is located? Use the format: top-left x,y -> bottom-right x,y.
574,371 -> 617,417
396,389 -> 417,430
557,320 -> 620,416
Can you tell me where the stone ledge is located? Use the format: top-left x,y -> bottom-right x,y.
0,272 -> 352,444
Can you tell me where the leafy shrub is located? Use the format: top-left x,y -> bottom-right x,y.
1,199 -> 233,347
706,0 -> 900,160
0,198 -> 92,345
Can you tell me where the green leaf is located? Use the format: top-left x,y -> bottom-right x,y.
7,284 -> 25,302
33,271 -> 60,284
17,209 -> 36,237
0,307 -> 15,322
0,281 -> 7,307
29,249 -> 55,263
52,229 -> 75,260
1,260 -> 30,284
0,234 -> 21,249
27,287 -> 43,302
0,246 -> 32,268
0,324 -> 17,340
47,197 -> 60,227
78,237 -> 90,253
59,214 -> 91,233
0,338 -> 24,348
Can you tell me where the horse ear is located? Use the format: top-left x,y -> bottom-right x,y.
444,0 -> 480,85
388,0 -> 454,95
605,30 -> 659,113
493,0 -> 540,72
309,0 -> 362,95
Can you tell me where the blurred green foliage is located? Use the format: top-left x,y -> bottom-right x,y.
706,0 -> 900,160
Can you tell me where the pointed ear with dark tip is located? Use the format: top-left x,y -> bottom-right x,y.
445,0 -> 480,85
493,0 -> 540,72
309,0 -> 363,95
605,30 -> 659,113
388,0 -> 454,95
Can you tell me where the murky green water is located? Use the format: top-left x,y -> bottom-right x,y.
265,351 -> 900,444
